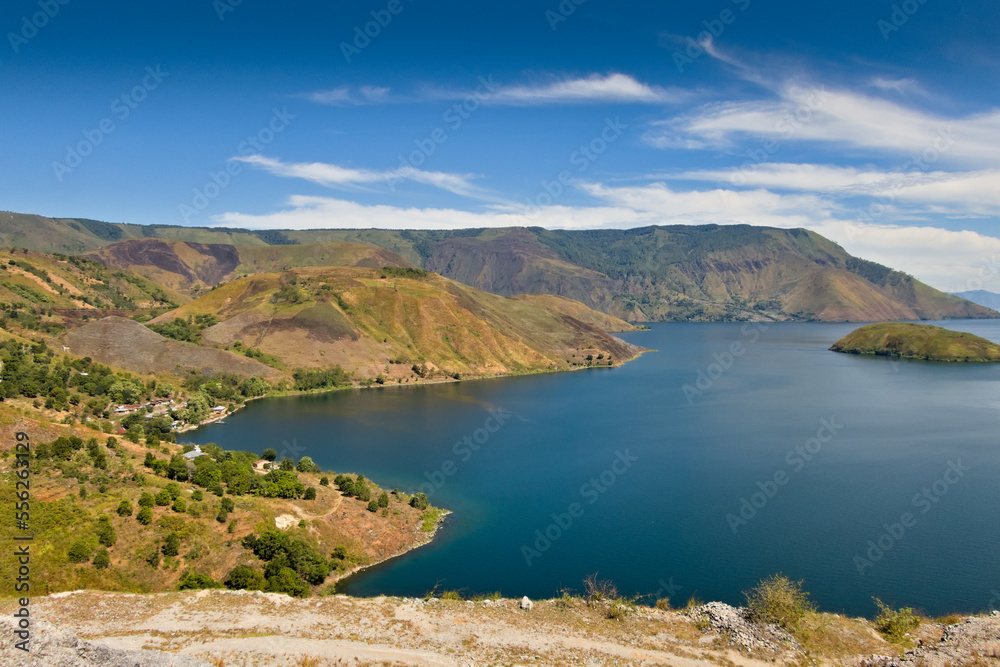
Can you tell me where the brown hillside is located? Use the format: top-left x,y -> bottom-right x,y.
64,316 -> 283,381
155,266 -> 645,380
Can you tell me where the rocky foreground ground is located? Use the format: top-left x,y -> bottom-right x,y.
1,591 -> 999,666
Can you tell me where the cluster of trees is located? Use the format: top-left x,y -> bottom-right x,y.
34,435 -> 116,471
66,515 -> 117,568
291,366 -> 352,391
335,474 -> 372,502
379,266 -> 429,280
147,314 -> 219,343
224,529 -> 331,596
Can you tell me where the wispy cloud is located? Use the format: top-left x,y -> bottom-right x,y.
304,73 -> 685,108
233,155 -> 496,201
484,73 -> 684,105
304,85 -> 393,106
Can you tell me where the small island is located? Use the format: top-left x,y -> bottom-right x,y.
831,322 -> 1000,362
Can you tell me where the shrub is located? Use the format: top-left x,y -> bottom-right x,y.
266,566 -> 309,597
319,476 -> 329,486
68,540 -> 93,563
136,506 -> 153,525
261,448 -> 276,461
279,457 -> 294,471
357,485 -> 371,502
220,497 -> 235,513
378,492 -> 389,508
92,548 -> 110,569
225,565 -> 266,591
162,532 -> 180,557
409,493 -> 429,510
164,482 -> 181,499
744,574 -> 814,629
116,500 -> 133,517
95,518 -> 117,547
172,498 -> 187,513
178,571 -> 222,590
191,490 -> 203,501
216,509 -> 228,523
303,487 -> 316,500
209,483 -> 224,497
366,500 -> 378,512
146,548 -> 161,568
874,598 -> 921,644
138,491 -> 155,508
154,489 -> 171,506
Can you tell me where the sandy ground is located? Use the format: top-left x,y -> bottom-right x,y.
6,590 -> 999,666
4,590 -> 801,666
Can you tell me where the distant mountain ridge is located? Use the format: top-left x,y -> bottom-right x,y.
0,211 -> 993,322
950,290 -> 1000,311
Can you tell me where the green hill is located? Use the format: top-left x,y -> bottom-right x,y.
830,322 -> 1000,362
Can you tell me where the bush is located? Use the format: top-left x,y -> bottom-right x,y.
154,489 -> 171,506
366,499 -> 378,512
744,574 -> 814,629
225,565 -> 266,591
409,493 -> 429,510
216,509 -> 228,523
116,500 -> 133,517
162,532 -> 180,557
209,483 -> 224,497
261,448 -> 276,461
378,492 -> 389,508
95,518 -> 117,547
137,491 -> 155,508
164,482 -> 181,499
172,498 -> 187,513
303,487 -> 316,500
68,539 -> 93,563
319,476 -> 329,486
266,566 -> 309,597
178,571 -> 222,590
92,548 -> 110,569
220,497 -> 235,513
874,598 -> 921,643
191,490 -> 203,501
136,506 -> 153,525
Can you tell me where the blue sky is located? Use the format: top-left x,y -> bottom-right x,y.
3,0 -> 999,290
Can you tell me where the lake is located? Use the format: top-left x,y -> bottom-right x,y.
187,320 -> 1000,617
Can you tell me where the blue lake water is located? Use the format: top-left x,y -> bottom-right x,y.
187,320 -> 1000,617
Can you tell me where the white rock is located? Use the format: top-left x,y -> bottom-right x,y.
520,596 -> 534,610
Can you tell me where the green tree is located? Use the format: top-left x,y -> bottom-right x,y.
178,572 -> 222,590
116,500 -> 133,517
303,487 -> 317,500
409,493 -> 429,510
319,476 -> 329,486
378,492 -> 389,508
261,448 -> 277,461
137,491 -> 155,508
296,456 -> 320,473
225,565 -> 266,591
162,532 -> 180,557
172,498 -> 187,513
366,499 -> 378,512
136,506 -> 153,525
154,489 -> 171,506
220,497 -> 235,513
92,548 -> 110,569
95,517 -> 117,547
279,457 -> 294,471
68,540 -> 93,563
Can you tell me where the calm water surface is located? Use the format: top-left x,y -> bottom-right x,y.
188,320 -> 1000,616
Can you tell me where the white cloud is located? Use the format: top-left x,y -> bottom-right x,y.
304,85 -> 393,106
487,73 -> 683,105
305,73 -> 684,108
649,84 -> 1000,167
232,155 -> 494,201
673,164 -> 1000,216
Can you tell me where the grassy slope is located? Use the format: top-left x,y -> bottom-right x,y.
153,266 -> 644,380
0,403 -> 438,597
830,322 -> 1000,361
0,248 -> 182,314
